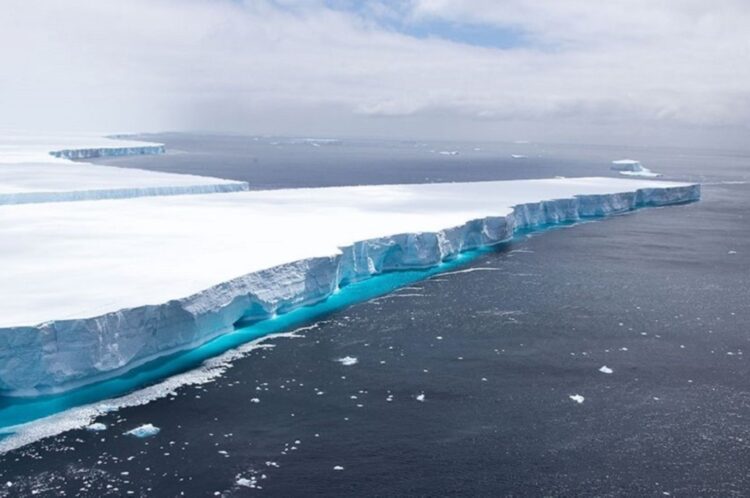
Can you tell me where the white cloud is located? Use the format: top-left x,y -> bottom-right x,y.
0,0 -> 748,147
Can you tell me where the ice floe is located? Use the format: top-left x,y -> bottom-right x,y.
123,423 -> 160,438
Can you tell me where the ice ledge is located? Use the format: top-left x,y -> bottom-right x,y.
0,182 -> 700,396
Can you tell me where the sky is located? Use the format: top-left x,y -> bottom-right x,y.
1,0 -> 749,148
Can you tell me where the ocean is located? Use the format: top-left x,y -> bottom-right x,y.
0,134 -> 748,496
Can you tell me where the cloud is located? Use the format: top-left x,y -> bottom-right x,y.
0,0 -> 748,147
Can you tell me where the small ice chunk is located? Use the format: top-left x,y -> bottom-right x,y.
250,398 -> 260,403
236,477 -> 256,488
569,394 -> 585,404
86,422 -> 107,432
416,393 -> 426,402
599,366 -> 613,374
124,424 -> 160,438
333,465 -> 344,471
336,356 -> 358,366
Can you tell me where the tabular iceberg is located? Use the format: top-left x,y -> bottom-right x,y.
0,133 -> 248,205
611,159 -> 661,178
0,178 -> 700,396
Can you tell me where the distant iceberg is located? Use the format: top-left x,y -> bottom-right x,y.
611,159 -> 661,178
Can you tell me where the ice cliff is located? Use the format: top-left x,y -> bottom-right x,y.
0,183 -> 700,396
49,144 -> 165,160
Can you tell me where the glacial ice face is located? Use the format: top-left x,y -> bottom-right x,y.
0,183 -> 700,396
48,144 -> 166,160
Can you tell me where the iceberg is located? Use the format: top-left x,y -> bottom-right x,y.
0,177 -> 699,396
0,133 -> 248,204
123,423 -> 160,438
611,159 -> 661,178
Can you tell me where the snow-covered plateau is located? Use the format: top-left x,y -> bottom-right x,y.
0,172 -> 699,395
0,133 -> 247,204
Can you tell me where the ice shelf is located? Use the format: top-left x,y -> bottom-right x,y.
0,177 -> 699,395
0,133 -> 248,204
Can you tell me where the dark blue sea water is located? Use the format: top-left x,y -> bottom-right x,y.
0,135 -> 748,496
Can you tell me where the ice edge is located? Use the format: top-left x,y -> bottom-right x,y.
0,183 -> 700,395
48,144 -> 167,160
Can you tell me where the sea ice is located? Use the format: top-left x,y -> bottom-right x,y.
86,423 -> 107,432
599,366 -> 614,374
569,394 -> 585,404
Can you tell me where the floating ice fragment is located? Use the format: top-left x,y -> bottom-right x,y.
416,393 -> 426,402
250,398 -> 260,403
611,159 -> 661,178
236,477 -> 256,488
599,366 -> 613,374
569,394 -> 585,404
124,424 -> 160,438
336,356 -> 358,366
86,423 -> 107,432
333,466 -> 344,471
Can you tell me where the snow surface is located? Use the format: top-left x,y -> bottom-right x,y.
0,177 -> 699,394
0,133 -> 247,204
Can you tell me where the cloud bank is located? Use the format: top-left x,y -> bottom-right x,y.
1,0 -> 748,147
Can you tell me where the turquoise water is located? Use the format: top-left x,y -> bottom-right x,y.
0,248 -> 493,433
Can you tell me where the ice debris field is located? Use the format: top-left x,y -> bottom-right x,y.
0,133 -> 700,400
